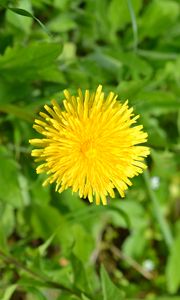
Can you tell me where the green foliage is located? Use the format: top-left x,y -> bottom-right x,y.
0,146 -> 23,207
0,42 -> 61,81
166,233 -> 180,293
0,0 -> 180,299
101,265 -> 124,300
1,284 -> 17,300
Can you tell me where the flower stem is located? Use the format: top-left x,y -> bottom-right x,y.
143,170 -> 173,250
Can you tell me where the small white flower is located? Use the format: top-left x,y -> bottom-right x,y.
143,259 -> 154,272
150,176 -> 160,190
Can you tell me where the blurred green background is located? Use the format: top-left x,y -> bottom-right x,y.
0,0 -> 180,299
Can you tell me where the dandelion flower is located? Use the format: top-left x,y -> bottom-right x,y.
29,85 -> 150,205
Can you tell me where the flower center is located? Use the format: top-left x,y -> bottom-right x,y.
81,139 -> 97,158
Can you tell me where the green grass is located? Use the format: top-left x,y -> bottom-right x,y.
0,0 -> 180,299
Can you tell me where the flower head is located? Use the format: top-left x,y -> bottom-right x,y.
29,85 -> 150,205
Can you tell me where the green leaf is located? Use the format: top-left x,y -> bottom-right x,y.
89,51 -> 122,75
0,224 -> 8,252
139,0 -> 180,38
56,292 -> 77,300
0,146 -> 23,207
0,104 -> 34,121
30,204 -> 74,251
8,7 -> 35,17
23,287 -> 47,300
47,13 -> 77,33
143,117 -> 168,148
109,200 -> 146,229
71,253 -> 91,294
122,227 -> 146,258
7,7 -> 51,36
18,276 -> 49,289
30,176 -> 51,205
0,0 -> 9,7
135,91 -> 180,115
6,0 -> 33,34
108,0 -> 143,33
72,224 -> 95,263
0,79 -> 31,104
166,233 -> 180,293
151,150 -> 177,179
100,265 -> 123,300
38,233 -> 56,256
94,48 -> 152,80
81,295 -> 91,300
2,284 -> 17,300
117,79 -> 147,100
0,203 -> 15,238
0,42 -> 62,83
38,68 -> 66,83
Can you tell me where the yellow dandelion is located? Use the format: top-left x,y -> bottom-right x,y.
29,85 -> 150,205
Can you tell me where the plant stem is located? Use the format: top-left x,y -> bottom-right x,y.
127,0 -> 138,51
143,170 -> 173,250
0,249 -> 93,299
110,245 -> 153,280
